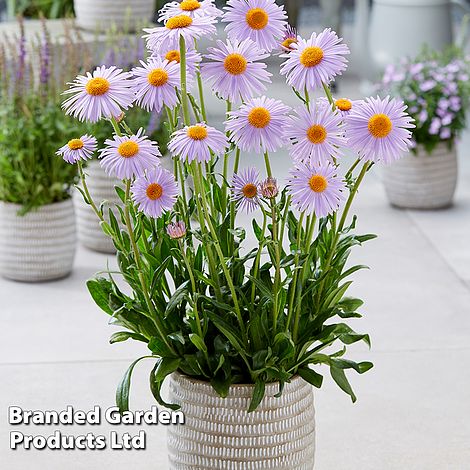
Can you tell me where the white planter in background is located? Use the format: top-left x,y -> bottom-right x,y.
75,160 -> 122,254
167,372 -> 315,470
74,0 -> 155,32
382,142 -> 458,209
0,199 -> 76,282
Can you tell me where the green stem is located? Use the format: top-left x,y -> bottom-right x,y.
263,151 -> 272,178
196,71 -> 207,122
251,210 -> 267,304
179,36 -> 191,126
322,82 -> 335,108
110,116 -> 122,137
271,199 -> 281,332
77,162 -> 104,223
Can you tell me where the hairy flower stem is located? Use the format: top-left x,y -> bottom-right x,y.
229,148 -> 241,254
286,211 -> 305,333
251,210 -> 267,304
271,199 -> 281,332
124,179 -> 175,354
179,36 -> 191,127
77,162 -> 104,223
263,151 -> 273,178
222,100 -> 232,207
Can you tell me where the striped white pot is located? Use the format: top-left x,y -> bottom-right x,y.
75,160 -> 122,254
74,0 -> 155,32
382,142 -> 458,209
0,199 -> 76,282
167,373 -> 315,470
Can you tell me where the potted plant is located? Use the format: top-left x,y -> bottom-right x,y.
379,49 -> 470,209
0,19 -> 84,282
58,2 -> 413,467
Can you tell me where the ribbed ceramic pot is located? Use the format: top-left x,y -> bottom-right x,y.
382,142 -> 458,209
75,160 -> 121,254
0,199 -> 76,282
167,372 -> 315,470
74,0 -> 154,32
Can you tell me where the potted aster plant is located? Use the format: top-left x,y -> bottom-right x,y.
0,19 -> 84,282
379,49 -> 470,209
58,1 -> 413,467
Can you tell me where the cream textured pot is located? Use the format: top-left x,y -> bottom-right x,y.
0,199 -> 76,282
74,0 -> 155,32
167,372 -> 315,470
75,160 -> 121,254
382,142 -> 458,209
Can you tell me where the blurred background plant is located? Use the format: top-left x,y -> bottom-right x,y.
6,0 -> 74,18
0,17 -> 168,214
379,47 -> 470,154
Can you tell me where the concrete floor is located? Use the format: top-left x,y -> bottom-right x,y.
1,74 -> 470,469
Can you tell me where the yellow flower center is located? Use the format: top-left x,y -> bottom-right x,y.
368,113 -> 393,138
300,46 -> 324,68
246,8 -> 269,30
309,174 -> 328,193
68,139 -> 84,150
306,124 -> 327,144
223,53 -> 248,75
187,125 -> 208,140
248,107 -> 271,128
148,68 -> 169,87
180,0 -> 200,11
118,141 -> 139,158
165,50 -> 181,63
281,37 -> 298,50
336,98 -> 352,111
242,183 -> 258,199
166,15 -> 193,29
146,183 -> 163,200
85,77 -> 110,96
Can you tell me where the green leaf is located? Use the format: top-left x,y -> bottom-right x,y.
330,366 -> 357,403
331,358 -> 373,374
110,331 -> 148,344
155,357 -> 181,382
298,367 -> 324,388
189,334 -> 208,353
149,362 -> 180,410
248,381 -> 266,412
165,280 -> 190,317
87,278 -> 113,315
116,356 -> 154,413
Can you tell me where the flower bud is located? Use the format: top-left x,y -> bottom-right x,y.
166,221 -> 186,240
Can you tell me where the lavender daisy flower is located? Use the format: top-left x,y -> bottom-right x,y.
168,123 -> 228,163
231,167 -> 261,213
279,25 -> 299,53
345,96 -> 415,164
225,96 -> 290,154
56,135 -> 97,164
143,14 -> 216,54
100,129 -> 161,180
155,46 -> 202,84
222,0 -> 287,53
288,161 -> 345,218
280,29 -> 349,92
167,221 -> 187,239
132,57 -> 180,113
201,38 -> 271,102
62,66 -> 134,123
285,102 -> 346,164
131,167 -> 179,219
159,0 -> 223,21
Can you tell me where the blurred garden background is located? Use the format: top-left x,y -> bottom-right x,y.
0,1 -> 469,469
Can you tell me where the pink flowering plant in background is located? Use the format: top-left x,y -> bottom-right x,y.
58,0 -> 414,411
380,48 -> 470,153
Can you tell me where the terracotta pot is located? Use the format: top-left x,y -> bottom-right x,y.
0,199 -> 76,282
167,372 -> 315,470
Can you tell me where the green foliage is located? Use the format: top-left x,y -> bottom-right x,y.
10,0 -> 74,18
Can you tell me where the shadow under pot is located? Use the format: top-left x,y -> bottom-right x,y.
167,372 -> 316,470
0,199 -> 76,282
74,160 -> 123,254
382,142 -> 458,210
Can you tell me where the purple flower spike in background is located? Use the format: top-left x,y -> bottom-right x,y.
231,167 -> 261,213
202,38 -> 272,103
56,135 -> 97,164
62,66 -> 135,123
132,57 -> 180,113
346,96 -> 415,164
280,29 -> 349,92
159,0 -> 223,21
144,14 -> 216,54
222,0 -> 287,53
99,129 -> 161,179
131,167 -> 179,218
288,161 -> 345,218
225,96 -> 290,154
285,101 -> 346,164
168,123 -> 228,163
